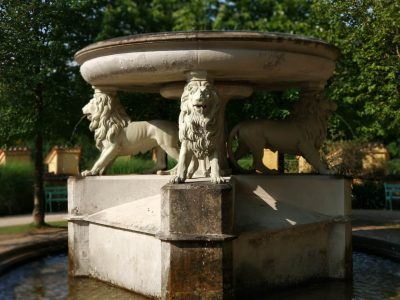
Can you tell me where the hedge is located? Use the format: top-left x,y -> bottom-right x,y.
0,163 -> 34,216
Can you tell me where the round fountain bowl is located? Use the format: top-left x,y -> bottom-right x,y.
75,31 -> 339,93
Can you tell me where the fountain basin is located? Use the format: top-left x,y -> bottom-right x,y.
2,252 -> 400,299
75,31 -> 339,92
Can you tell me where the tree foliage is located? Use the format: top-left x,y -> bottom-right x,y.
0,0 -> 106,144
311,0 -> 400,143
0,0 -> 105,224
0,0 -> 398,154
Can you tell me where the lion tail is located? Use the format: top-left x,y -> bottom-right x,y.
227,124 -> 253,174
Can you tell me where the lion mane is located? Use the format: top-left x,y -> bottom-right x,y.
290,90 -> 334,149
89,91 -> 130,150
179,80 -> 220,159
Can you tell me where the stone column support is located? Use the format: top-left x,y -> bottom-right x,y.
216,83 -> 253,175
160,77 -> 253,178
158,182 -> 235,299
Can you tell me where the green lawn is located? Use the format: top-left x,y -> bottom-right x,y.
0,220 -> 67,235
106,156 -> 178,175
237,156 -> 253,170
107,156 -> 156,174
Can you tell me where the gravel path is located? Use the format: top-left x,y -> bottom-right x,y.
0,213 -> 67,227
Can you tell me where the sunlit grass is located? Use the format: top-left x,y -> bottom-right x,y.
237,155 -> 253,169
167,156 -> 177,170
107,156 -> 155,174
106,155 -> 179,175
0,220 -> 68,234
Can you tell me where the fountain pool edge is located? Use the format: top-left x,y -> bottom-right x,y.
0,230 -> 67,275
1,230 -> 399,281
353,234 -> 400,262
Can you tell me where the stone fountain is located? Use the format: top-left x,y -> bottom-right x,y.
68,31 -> 351,299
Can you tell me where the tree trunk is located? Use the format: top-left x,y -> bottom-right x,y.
32,84 -> 45,226
278,152 -> 285,174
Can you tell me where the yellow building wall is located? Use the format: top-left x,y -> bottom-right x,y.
262,149 -> 278,171
0,153 -> 31,165
47,155 -> 58,174
46,151 -> 80,175
58,153 -> 80,175
362,148 -> 389,175
298,156 -> 314,173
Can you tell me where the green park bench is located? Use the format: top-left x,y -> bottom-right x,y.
45,186 -> 68,213
384,183 -> 400,210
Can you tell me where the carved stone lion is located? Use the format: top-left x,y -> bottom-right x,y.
228,91 -> 337,174
171,78 -> 225,183
81,89 -> 181,176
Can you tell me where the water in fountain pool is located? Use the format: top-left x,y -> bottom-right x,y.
0,252 -> 399,299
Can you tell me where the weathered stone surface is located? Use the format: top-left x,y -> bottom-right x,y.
160,182 -> 234,238
68,175 -> 351,298
233,222 -> 331,291
68,174 -> 171,216
68,218 -> 89,277
89,223 -> 161,298
232,174 -> 351,218
86,195 -> 160,234
162,241 -> 233,300
74,31 -> 338,92
160,183 -> 235,299
232,174 -> 352,288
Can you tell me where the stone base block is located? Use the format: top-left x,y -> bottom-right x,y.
68,174 -> 351,299
159,183 -> 234,299
162,241 -> 233,299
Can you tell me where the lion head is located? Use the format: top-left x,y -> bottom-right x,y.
179,79 -> 220,158
82,89 -> 130,150
292,90 -> 337,148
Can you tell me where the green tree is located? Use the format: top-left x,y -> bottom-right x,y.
0,0 -> 104,225
311,0 -> 400,143
213,0 -> 313,33
97,0 -> 176,40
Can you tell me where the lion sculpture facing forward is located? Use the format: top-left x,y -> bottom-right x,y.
81,89 -> 181,176
171,78 -> 225,183
228,91 -> 337,175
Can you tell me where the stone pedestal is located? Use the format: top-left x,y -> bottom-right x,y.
68,174 -> 351,299
159,183 -> 234,299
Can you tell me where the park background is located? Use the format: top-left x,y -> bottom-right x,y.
0,0 -> 399,223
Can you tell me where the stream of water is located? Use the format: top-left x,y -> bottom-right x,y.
67,115 -> 86,145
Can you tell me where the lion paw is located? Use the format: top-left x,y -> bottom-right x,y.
156,170 -> 168,175
81,170 -> 93,177
81,169 -> 100,177
211,176 -> 225,184
170,176 -> 185,184
158,168 -> 178,176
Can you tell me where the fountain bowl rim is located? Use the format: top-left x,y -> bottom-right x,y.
75,30 -> 339,65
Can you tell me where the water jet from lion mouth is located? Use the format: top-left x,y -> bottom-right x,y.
68,115 -> 86,145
